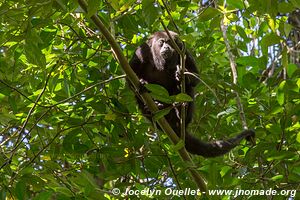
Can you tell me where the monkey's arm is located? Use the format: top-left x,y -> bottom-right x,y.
129,48 -> 143,76
129,43 -> 152,74
129,43 -> 153,93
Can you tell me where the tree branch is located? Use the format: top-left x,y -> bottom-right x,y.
220,17 -> 248,130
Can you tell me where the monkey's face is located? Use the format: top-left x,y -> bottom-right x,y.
147,31 -> 181,70
156,38 -> 175,60
150,36 -> 176,61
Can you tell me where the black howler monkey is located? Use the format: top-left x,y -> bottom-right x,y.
129,31 -> 254,157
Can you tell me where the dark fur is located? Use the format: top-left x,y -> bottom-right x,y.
129,31 -> 254,157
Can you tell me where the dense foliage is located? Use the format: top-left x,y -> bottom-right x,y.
0,0 -> 299,199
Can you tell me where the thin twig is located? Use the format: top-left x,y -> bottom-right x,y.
184,71 -> 221,105
49,74 -> 126,107
1,65 -> 56,170
160,22 -> 187,142
220,17 -> 248,130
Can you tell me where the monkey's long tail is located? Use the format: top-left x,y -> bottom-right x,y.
185,130 -> 255,157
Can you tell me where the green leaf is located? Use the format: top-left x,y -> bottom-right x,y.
63,72 -> 70,97
174,93 -> 193,102
227,0 -> 244,9
90,100 -> 106,113
296,132 -> 300,143
236,25 -> 248,41
24,29 -> 46,67
145,84 -> 169,96
62,129 -> 89,154
40,30 -> 57,49
290,0 -> 300,8
270,106 -> 283,115
237,56 -> 259,67
242,72 -> 258,89
142,0 -> 160,26
54,187 -> 73,197
261,33 -> 281,55
277,81 -> 286,106
173,139 -> 185,151
0,93 -> 5,100
0,111 -> 17,123
267,17 -> 276,32
283,23 -> 293,37
267,151 -> 295,161
287,64 -> 298,78
198,7 -> 220,21
278,2 -> 296,13
271,175 -> 283,181
145,84 -> 173,103
220,166 -> 232,177
16,181 -> 27,200
153,107 -> 171,121
8,95 -> 17,113
32,191 -> 52,200
87,0 -> 101,17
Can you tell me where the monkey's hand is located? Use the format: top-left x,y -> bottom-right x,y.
138,79 -> 149,94
175,65 -> 182,82
155,101 -> 166,110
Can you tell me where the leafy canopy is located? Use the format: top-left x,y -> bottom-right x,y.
0,0 -> 299,199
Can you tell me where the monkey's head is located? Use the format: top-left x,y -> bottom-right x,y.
148,31 -> 181,70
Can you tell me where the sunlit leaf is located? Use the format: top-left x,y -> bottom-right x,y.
277,81 -> 286,106
296,132 -> 300,143
271,175 -> 283,181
